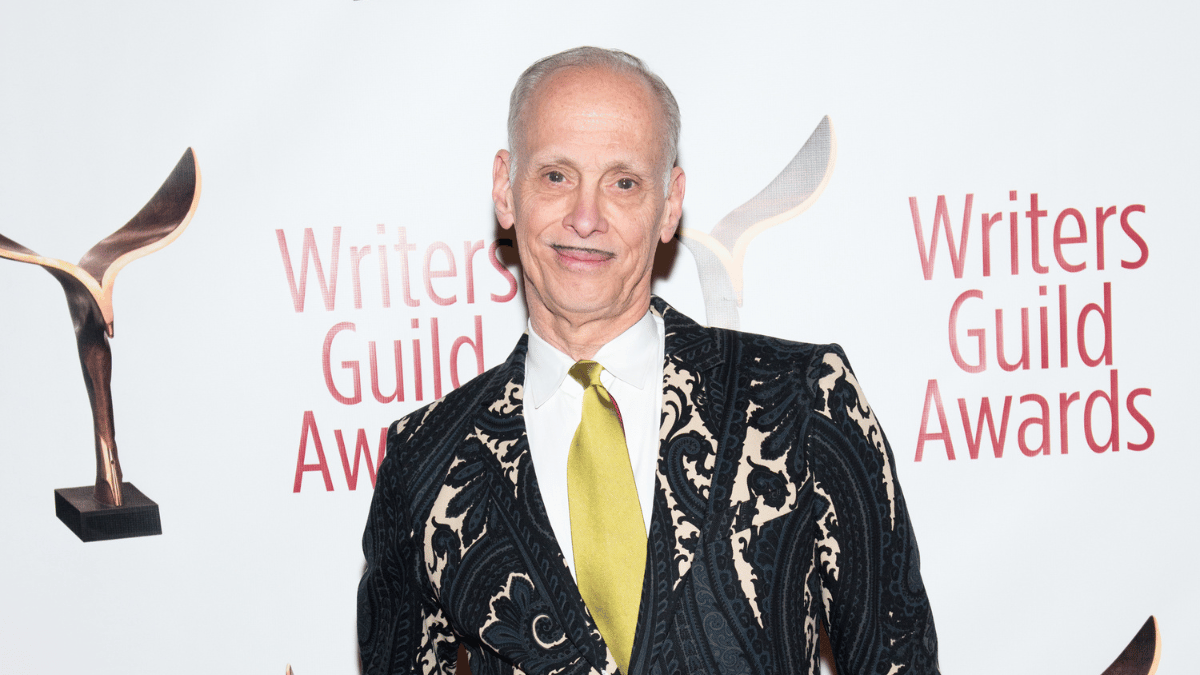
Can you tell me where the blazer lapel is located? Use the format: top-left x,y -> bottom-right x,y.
628,298 -> 727,675
652,297 -> 726,585
470,335 -> 613,674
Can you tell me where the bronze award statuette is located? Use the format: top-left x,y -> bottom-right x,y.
0,148 -> 201,542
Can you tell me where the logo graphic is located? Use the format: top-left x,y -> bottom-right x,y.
0,148 -> 201,541
679,119 -> 1162,675
680,116 -> 837,329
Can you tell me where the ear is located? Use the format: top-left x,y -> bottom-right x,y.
493,150 -> 516,230
659,166 -> 686,243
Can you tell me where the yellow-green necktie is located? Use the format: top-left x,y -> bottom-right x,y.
567,360 -> 646,675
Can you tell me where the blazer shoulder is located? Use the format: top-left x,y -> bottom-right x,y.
710,323 -> 854,386
385,334 -> 527,465
654,296 -> 860,408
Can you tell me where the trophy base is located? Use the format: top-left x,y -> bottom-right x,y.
54,482 -> 162,542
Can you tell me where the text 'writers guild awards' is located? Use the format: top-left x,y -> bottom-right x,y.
0,148 -> 201,542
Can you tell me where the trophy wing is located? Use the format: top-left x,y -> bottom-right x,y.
0,233 -> 38,259
679,116 -> 837,324
709,115 -> 836,254
0,234 -> 108,334
0,233 -> 105,300
1100,616 -> 1160,675
77,148 -> 201,298
0,233 -> 88,281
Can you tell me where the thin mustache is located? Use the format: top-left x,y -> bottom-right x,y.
550,244 -> 615,259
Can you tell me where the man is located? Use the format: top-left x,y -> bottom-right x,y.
359,47 -> 939,675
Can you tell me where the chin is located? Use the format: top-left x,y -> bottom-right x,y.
557,295 -> 616,316
549,285 -> 619,315
535,272 -> 642,318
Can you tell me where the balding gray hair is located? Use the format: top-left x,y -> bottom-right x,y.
507,46 -> 681,191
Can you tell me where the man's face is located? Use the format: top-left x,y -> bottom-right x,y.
493,66 -> 684,332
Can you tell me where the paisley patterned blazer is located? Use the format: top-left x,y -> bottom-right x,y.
359,298 -> 939,675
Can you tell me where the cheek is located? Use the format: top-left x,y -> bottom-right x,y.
518,200 -> 566,238
623,226 -> 661,273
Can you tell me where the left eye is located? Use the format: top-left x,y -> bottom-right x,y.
616,178 -> 635,190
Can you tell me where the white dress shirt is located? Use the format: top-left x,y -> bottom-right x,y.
523,310 -> 665,579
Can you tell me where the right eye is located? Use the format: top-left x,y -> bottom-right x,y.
546,171 -> 565,183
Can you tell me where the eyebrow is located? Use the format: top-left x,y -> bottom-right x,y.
533,156 -> 652,177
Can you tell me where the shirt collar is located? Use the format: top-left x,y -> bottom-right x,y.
525,310 -> 660,409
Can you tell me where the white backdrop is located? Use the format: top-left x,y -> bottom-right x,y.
1,2 -> 1196,674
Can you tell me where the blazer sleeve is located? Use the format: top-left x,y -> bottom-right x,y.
805,345 -> 940,675
358,421 -> 459,675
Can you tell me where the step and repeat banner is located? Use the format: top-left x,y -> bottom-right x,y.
1,2 -> 1195,674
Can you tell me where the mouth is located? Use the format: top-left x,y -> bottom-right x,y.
550,244 -> 615,264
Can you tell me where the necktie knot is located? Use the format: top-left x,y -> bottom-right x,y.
568,360 -> 604,389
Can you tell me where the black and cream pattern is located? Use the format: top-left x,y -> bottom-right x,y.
359,298 -> 939,675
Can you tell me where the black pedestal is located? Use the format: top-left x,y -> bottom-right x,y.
54,482 -> 161,542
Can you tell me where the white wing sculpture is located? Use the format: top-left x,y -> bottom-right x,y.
680,116 -> 837,329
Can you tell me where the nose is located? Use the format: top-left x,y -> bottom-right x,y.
562,183 -> 607,238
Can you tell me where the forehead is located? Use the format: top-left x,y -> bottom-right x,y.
521,66 -> 664,166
